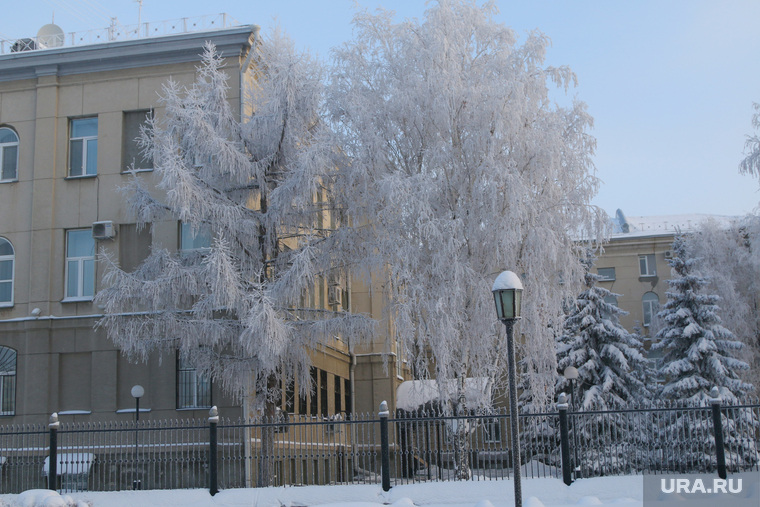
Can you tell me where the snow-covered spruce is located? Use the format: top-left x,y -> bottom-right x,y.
685,216 -> 760,395
653,235 -> 757,470
554,252 -> 653,474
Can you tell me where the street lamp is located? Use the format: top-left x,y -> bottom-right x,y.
562,366 -> 580,479
562,367 -> 578,412
131,385 -> 144,490
131,385 -> 145,421
492,270 -> 523,507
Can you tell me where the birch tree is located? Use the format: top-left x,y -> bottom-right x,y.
740,102 -> 760,185
96,33 -> 373,485
329,0 -> 605,479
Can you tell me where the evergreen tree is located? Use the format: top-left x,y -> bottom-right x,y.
556,253 -> 652,474
653,236 -> 752,401
653,236 -> 757,471
557,255 -> 652,410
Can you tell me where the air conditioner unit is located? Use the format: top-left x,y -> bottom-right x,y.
328,286 -> 342,307
92,221 -> 116,240
664,250 -> 673,259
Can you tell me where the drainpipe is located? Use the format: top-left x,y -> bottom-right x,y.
239,25 -> 261,121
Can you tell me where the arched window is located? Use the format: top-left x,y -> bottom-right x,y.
0,128 -> 19,182
642,292 -> 660,327
0,238 -> 13,307
0,346 -> 16,415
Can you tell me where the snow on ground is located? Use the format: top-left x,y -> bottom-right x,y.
0,476 -> 643,507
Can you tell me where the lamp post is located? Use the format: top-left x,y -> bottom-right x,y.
492,270 -> 523,507
562,366 -> 580,479
131,385 -> 144,490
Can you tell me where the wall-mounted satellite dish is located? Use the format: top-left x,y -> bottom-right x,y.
37,23 -> 64,48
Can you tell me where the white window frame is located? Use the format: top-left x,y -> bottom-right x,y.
176,354 -> 212,409
638,254 -> 656,277
68,117 -> 98,177
642,291 -> 660,327
0,238 -> 14,308
64,229 -> 95,301
0,127 -> 19,182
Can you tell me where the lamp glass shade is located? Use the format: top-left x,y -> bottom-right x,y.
563,366 -> 579,380
493,287 -> 522,320
131,385 -> 145,399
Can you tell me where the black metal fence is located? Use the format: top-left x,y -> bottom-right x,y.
0,396 -> 757,494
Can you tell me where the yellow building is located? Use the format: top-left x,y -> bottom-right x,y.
0,19 -> 406,428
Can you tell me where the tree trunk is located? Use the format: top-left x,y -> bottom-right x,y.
454,371 -> 471,480
256,376 -> 278,487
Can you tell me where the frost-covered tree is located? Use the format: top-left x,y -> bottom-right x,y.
555,253 -> 652,474
740,102 -> 760,186
652,236 -> 757,469
684,217 -> 760,394
328,0 -> 605,478
653,236 -> 752,401
96,34 -> 373,485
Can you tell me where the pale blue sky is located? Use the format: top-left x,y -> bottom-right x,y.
4,0 -> 760,218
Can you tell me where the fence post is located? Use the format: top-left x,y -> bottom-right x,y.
209,405 -> 219,496
48,412 -> 59,491
379,401 -> 391,492
709,387 -> 727,479
557,394 -> 572,486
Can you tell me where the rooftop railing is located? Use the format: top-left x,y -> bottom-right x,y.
1,13 -> 242,55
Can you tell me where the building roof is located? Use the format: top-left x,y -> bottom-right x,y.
609,209 -> 739,240
0,25 -> 257,82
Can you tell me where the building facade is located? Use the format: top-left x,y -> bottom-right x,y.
0,21 -> 406,427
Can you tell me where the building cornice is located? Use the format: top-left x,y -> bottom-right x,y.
0,26 -> 256,82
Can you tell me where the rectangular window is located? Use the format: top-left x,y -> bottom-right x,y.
334,374 -> 342,414
638,254 -> 656,277
0,128 -> 19,182
298,389 -> 307,416
180,222 -> 212,252
65,230 -> 95,300
309,368 -> 318,416
597,267 -> 616,281
642,292 -> 660,327
320,370 -> 328,417
483,418 -> 501,444
0,346 -> 16,416
119,224 -> 151,273
344,378 -> 351,418
285,379 -> 295,414
69,118 -> 98,177
177,354 -> 212,409
122,110 -> 153,172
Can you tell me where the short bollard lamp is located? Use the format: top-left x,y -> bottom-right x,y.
491,270 -> 523,507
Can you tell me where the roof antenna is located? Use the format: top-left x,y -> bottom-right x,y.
136,0 -> 144,36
